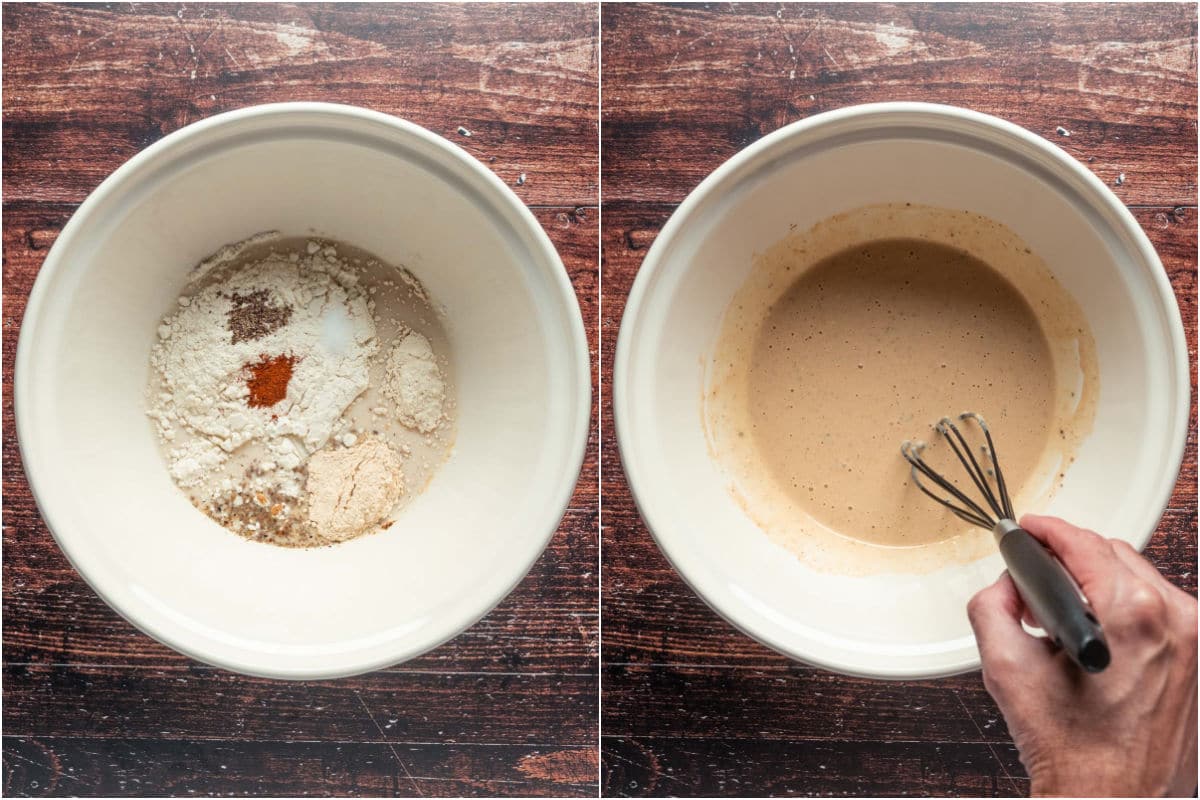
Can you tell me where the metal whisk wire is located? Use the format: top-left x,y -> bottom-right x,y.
900,413 -> 1014,529
900,412 -> 1111,673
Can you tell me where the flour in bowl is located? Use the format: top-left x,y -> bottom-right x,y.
385,330 -> 447,433
305,437 -> 406,542
147,234 -> 456,547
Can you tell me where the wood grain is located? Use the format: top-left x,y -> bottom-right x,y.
4,737 -> 597,798
600,4 -> 1197,797
3,3 -> 597,207
2,4 -> 598,797
2,664 -> 596,744
602,2 -> 1197,206
604,737 -> 1029,798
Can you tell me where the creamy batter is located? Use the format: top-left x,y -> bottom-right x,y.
706,204 -> 1098,574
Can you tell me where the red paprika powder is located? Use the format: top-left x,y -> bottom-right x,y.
246,354 -> 295,408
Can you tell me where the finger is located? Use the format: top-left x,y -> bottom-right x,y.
1107,542 -> 1198,631
1108,540 -> 1199,644
1019,514 -> 1124,605
1109,539 -> 1174,601
968,572 -> 1049,676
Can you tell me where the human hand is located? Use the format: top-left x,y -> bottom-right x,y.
967,514 -> 1197,797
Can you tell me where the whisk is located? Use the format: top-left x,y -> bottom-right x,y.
901,413 -> 1110,673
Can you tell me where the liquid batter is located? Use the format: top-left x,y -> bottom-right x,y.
751,238 -> 1053,545
706,204 -> 1097,573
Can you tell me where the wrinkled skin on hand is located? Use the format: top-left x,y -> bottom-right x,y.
968,515 -> 1198,797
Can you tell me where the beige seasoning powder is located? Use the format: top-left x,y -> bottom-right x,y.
306,438 -> 406,542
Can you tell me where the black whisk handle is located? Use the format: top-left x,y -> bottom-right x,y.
994,520 -> 1110,673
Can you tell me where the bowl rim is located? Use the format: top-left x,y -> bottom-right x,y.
613,100 -> 1191,679
14,101 -> 592,679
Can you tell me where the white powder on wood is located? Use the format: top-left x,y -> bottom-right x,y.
384,330 -> 447,433
305,438 -> 405,541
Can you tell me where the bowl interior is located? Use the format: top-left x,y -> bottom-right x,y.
617,106 -> 1188,677
17,106 -> 589,678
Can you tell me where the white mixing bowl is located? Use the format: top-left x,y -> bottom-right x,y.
614,102 -> 1189,679
15,103 -> 591,679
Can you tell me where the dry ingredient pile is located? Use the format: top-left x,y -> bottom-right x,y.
147,234 -> 455,547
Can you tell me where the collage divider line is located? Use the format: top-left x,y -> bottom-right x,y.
595,1 -> 604,792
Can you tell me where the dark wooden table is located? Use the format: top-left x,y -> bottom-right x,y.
600,4 -> 1197,796
2,4 -> 598,796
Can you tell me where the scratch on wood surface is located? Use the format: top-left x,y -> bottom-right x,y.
466,36 -> 595,109
1049,37 -> 1197,111
808,17 -> 987,70
3,742 -> 73,793
354,690 -> 425,797
655,13 -> 992,80
14,5 -> 392,85
602,741 -> 676,793
665,32 -> 710,73
952,690 -> 1022,797
1050,37 -> 1197,79
66,27 -> 117,72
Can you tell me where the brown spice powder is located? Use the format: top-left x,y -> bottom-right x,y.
202,482 -> 327,548
246,354 -> 296,408
228,289 -> 293,344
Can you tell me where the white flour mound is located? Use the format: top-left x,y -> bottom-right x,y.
147,234 -> 456,548
148,248 -> 378,490
384,330 -> 446,434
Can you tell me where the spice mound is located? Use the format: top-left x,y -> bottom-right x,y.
385,330 -> 447,433
147,234 -> 456,547
306,438 -> 405,542
246,354 -> 297,408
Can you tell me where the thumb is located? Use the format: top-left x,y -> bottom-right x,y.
968,571 -> 1049,676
